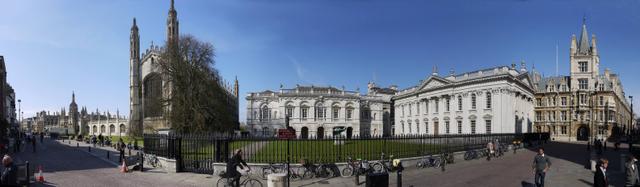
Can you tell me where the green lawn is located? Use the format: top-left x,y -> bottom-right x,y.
248,139 -> 450,163
108,136 -> 144,147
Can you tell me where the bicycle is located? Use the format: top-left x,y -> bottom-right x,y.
312,160 -> 334,178
260,163 -> 284,180
216,169 -> 263,187
371,153 -> 394,173
341,156 -> 368,177
148,154 -> 162,168
416,155 -> 441,169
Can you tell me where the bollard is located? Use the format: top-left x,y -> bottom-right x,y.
354,170 -> 359,185
107,151 -> 110,159
396,162 -> 404,187
77,143 -> 79,148
140,153 -> 144,172
128,149 -> 131,156
89,146 -> 91,152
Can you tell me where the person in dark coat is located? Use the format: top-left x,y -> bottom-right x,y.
226,149 -> 250,187
594,158 -> 609,187
118,138 -> 126,163
1,154 -> 18,186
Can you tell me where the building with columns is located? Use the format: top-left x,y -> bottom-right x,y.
129,0 -> 239,135
393,65 -> 536,135
533,20 -> 633,141
246,83 -> 397,138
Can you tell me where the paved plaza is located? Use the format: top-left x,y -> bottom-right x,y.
1,138 -> 633,187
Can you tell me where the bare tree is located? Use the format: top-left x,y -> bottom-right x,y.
157,34 -> 236,133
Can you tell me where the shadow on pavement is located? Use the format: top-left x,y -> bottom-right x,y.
520,181 -> 534,187
12,139 -> 116,173
578,179 -> 594,186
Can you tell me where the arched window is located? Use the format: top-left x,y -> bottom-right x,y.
119,124 -> 126,134
260,105 -> 269,121
100,125 -> 106,134
486,92 -> 492,109
415,120 -> 420,134
143,73 -> 163,117
408,121 -> 412,134
471,94 -> 477,110
109,124 -> 115,135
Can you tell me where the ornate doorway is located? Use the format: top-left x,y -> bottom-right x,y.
577,126 -> 589,141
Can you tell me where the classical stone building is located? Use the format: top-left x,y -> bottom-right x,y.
393,65 -> 535,135
129,0 -> 239,135
88,115 -> 129,137
246,83 -> 397,138
533,21 -> 633,141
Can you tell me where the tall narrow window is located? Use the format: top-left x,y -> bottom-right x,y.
301,107 -> 308,120
561,97 -> 567,106
408,104 -> 412,116
486,92 -> 492,109
332,107 -> 339,119
417,102 -> 420,114
286,107 -> 293,117
435,99 -> 439,113
599,96 -> 604,106
425,121 -> 429,134
425,100 -> 429,114
458,96 -> 463,111
457,120 -> 462,134
471,94 -> 477,110
346,108 -> 353,120
445,121 -> 450,134
446,98 -> 451,112
470,120 -> 476,134
416,121 -> 420,134
485,120 -> 492,134
408,121 -> 412,134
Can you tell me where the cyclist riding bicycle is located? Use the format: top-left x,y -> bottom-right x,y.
226,149 -> 251,187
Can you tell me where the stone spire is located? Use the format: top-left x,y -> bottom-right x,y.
233,76 -> 239,98
577,17 -> 590,55
167,0 -> 179,44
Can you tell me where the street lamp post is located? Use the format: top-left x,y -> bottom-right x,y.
630,96 -> 634,141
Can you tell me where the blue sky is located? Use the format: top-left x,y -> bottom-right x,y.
1,0 -> 639,122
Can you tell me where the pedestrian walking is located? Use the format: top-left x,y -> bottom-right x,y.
594,158 -> 609,187
40,133 -> 44,143
532,147 -> 551,187
31,137 -> 36,153
603,140 -> 607,152
1,154 -> 18,186
625,155 -> 638,187
118,138 -> 126,163
486,141 -> 494,161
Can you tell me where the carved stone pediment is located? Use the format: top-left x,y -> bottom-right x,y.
418,77 -> 452,91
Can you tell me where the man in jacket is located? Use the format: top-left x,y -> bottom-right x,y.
595,158 -> 609,187
1,154 -> 18,186
532,147 -> 551,187
625,155 -> 638,187
226,149 -> 250,187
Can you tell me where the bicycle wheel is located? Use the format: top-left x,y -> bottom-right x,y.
341,167 -> 353,177
464,152 -> 471,160
242,179 -> 263,187
216,178 -> 232,187
303,169 -> 315,179
261,168 -> 271,180
416,161 -> 423,168
372,163 -> 383,173
434,160 -> 441,168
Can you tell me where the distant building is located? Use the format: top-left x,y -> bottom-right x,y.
533,20 -> 634,141
129,0 -> 238,135
393,65 -> 535,135
246,84 -> 397,138
0,56 -> 17,131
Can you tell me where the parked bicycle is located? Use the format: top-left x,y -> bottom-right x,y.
341,156 -> 368,177
261,163 -> 284,180
416,155 -> 441,169
371,153 -> 394,173
216,169 -> 263,187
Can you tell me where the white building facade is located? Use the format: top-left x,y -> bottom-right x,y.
88,117 -> 129,137
393,65 -> 536,135
246,84 -> 396,138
